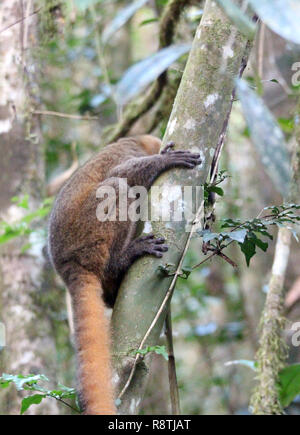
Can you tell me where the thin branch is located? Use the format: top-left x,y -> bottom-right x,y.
0,7 -> 41,34
257,21 -> 265,78
32,110 -> 99,121
50,396 -> 81,414
89,3 -> 119,115
165,307 -> 181,415
23,0 -> 33,53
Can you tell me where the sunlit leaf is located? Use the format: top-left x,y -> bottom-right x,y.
0,374 -> 49,391
236,79 -> 291,197
11,195 -> 30,210
139,18 -> 158,26
115,43 -> 191,106
279,364 -> 300,407
102,0 -> 149,44
209,186 -> 224,196
228,229 -> 247,243
278,118 -> 294,134
216,0 -> 256,40
21,394 -> 45,415
133,345 -> 169,361
249,0 -> 300,44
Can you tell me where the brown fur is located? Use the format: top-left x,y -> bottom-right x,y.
48,135 -> 201,414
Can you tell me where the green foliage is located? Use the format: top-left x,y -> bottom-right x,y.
277,117 -> 295,134
132,345 -> 169,361
139,18 -> 159,26
278,364 -> 300,408
0,197 -> 53,245
157,263 -> 192,279
198,204 -> 300,266
204,170 -> 229,206
0,373 -> 79,414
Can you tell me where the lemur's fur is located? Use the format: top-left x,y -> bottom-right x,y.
48,135 -> 201,414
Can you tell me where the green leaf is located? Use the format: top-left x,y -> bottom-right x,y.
249,0 -> 300,44
133,345 -> 169,361
236,79 -> 291,197
180,266 -> 192,280
209,186 -> 224,196
20,394 -> 45,414
11,194 -> 30,210
228,229 -> 248,243
240,238 -> 256,266
215,0 -> 256,40
156,263 -> 176,277
201,231 -> 220,243
0,374 -> 49,391
139,18 -> 158,26
278,118 -> 294,134
152,345 -> 169,361
278,364 -> 300,407
253,236 -> 268,252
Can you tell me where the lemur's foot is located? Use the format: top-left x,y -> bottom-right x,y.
160,142 -> 201,169
130,234 -> 168,258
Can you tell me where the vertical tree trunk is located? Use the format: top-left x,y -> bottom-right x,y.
112,0 -> 253,415
0,1 -> 60,415
250,98 -> 300,415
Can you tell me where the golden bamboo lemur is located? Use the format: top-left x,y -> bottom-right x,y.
48,135 -> 201,414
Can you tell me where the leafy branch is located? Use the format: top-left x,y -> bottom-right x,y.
197,204 -> 300,267
0,374 -> 80,414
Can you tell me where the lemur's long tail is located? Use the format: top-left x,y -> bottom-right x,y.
69,271 -> 116,415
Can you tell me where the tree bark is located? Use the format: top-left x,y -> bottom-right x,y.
0,0 -> 61,415
112,0 -> 253,415
250,98 -> 300,415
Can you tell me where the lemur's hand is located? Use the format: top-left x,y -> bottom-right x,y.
160,141 -> 202,169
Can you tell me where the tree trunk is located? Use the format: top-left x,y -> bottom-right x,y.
250,97 -> 300,415
0,0 -> 60,415
112,0 -> 253,415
